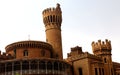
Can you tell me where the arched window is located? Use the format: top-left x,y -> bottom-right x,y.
79,68 -> 83,75
22,61 -> 29,70
6,63 -> 12,72
95,68 -> 98,75
0,63 -> 5,73
14,61 -> 20,71
39,61 -> 46,70
104,58 -> 107,63
50,15 -> 52,22
59,63 -> 62,71
54,62 -> 58,70
23,50 -> 28,57
53,15 -> 55,22
47,61 -> 52,70
31,60 -> 38,70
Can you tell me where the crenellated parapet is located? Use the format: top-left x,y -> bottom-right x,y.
67,46 -> 83,57
66,52 -> 102,62
42,3 -> 61,15
91,39 -> 112,55
42,3 -> 62,28
71,46 -> 82,51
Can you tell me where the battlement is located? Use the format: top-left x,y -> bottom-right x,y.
91,39 -> 112,53
42,3 -> 62,26
42,3 -> 61,15
67,46 -> 83,57
66,52 -> 102,62
71,46 -> 82,51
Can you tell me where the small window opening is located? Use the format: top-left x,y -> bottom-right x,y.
104,58 -> 107,63
95,68 -> 98,75
23,50 -> 28,57
79,68 -> 83,75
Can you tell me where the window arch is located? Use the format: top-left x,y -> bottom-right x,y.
23,50 -> 28,57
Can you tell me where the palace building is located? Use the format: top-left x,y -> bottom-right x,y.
0,3 -> 120,75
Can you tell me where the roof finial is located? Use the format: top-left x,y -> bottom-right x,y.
28,34 -> 30,40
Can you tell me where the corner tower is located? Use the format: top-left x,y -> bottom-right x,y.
42,4 -> 63,59
92,39 -> 114,75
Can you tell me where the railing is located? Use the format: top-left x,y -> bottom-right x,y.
0,70 -> 66,75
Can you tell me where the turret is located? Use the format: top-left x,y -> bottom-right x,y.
42,3 -> 63,59
91,39 -> 114,75
91,39 -> 112,55
42,3 -> 62,28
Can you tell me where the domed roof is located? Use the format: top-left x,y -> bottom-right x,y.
5,40 -> 53,52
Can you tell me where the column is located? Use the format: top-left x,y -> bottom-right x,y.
58,62 -> 60,74
20,62 -> 22,75
45,61 -> 47,74
98,68 -> 100,75
102,68 -> 104,75
29,61 -> 31,74
52,62 -> 54,74
5,63 -> 6,75
38,60 -> 39,74
95,68 -> 98,75
12,62 -> 14,75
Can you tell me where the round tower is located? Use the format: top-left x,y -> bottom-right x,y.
42,3 -> 63,59
91,39 -> 114,75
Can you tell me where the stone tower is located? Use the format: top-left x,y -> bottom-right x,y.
91,39 -> 114,75
42,4 -> 63,59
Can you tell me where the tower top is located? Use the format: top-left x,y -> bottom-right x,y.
91,39 -> 112,55
42,3 -> 62,27
42,3 -> 62,15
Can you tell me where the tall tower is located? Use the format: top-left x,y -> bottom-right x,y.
42,4 -> 63,59
91,39 -> 114,75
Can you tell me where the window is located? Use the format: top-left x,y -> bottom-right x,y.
111,68 -> 113,75
6,63 -> 12,72
54,62 -> 58,70
22,61 -> 29,70
79,68 -> 83,75
104,58 -> 107,63
99,68 -> 101,75
31,60 -> 37,70
102,68 -> 104,75
23,50 -> 28,57
47,62 -> 52,70
95,68 -> 98,75
14,49 -> 16,58
39,61 -> 45,70
14,62 -> 20,71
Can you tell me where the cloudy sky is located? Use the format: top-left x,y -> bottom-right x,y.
0,0 -> 120,62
